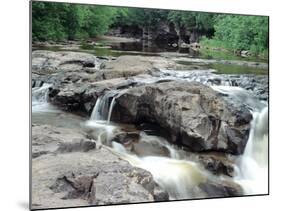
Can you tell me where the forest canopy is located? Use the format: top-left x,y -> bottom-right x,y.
32,1 -> 268,54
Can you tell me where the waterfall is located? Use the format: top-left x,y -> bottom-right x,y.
32,83 -> 51,104
211,85 -> 268,195
84,84 -> 268,199
235,106 -> 268,194
107,96 -> 116,124
90,98 -> 101,120
32,83 -> 54,112
85,91 -> 120,146
90,91 -> 117,123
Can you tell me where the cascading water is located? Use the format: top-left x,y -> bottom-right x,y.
84,86 -> 268,199
125,155 -> 208,199
159,69 -> 234,86
109,139 -> 209,200
32,83 -> 55,112
90,98 -> 101,120
85,91 -> 120,146
234,106 -> 268,194
90,91 -> 118,123
211,85 -> 268,195
83,72 -> 268,200
107,96 -> 116,123
32,82 -> 86,128
32,83 -> 51,104
85,92 -> 211,199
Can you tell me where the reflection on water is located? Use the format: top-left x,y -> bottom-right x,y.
210,63 -> 268,75
175,61 -> 268,75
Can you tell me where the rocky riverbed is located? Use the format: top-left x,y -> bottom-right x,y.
31,46 -> 268,209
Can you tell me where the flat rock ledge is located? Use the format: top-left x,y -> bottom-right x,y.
32,124 -> 168,210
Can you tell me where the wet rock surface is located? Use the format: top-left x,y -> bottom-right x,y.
31,125 -> 166,209
196,152 -> 235,177
195,179 -> 243,198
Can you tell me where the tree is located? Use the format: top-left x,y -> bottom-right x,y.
32,2 -> 68,41
167,11 -> 217,32
32,1 -> 269,56
213,15 -> 269,53
32,2 -> 117,41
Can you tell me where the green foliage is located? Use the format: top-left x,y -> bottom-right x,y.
112,8 -> 169,27
167,11 -> 217,31
32,2 -> 67,41
32,1 -> 269,56
201,15 -> 269,54
32,2 -> 116,41
79,5 -> 116,37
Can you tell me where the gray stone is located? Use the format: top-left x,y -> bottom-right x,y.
32,50 -> 97,74
196,180 -> 243,197
114,81 -> 252,155
32,124 -> 163,209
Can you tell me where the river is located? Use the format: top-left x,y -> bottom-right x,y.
32,37 -> 269,200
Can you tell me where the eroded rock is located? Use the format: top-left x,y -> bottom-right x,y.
114,81 -> 252,155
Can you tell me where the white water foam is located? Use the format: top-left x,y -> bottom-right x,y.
234,107 -> 268,195
32,83 -> 58,112
212,85 -> 268,195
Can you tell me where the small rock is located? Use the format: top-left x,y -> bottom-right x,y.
153,184 -> 169,201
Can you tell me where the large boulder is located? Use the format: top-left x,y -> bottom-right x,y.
32,124 -> 166,209
113,81 -> 252,155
